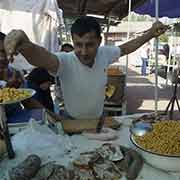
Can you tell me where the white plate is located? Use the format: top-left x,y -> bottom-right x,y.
0,88 -> 36,105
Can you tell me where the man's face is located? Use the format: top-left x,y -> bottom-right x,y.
72,31 -> 101,67
0,40 -> 8,69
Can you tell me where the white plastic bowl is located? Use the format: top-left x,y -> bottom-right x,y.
130,135 -> 180,172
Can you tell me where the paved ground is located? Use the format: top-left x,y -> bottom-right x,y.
123,64 -> 180,119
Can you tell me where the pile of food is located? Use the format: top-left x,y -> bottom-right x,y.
0,88 -> 31,103
8,144 -> 143,180
134,120 -> 180,156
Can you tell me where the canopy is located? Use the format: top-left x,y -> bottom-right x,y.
134,0 -> 180,18
57,0 -> 147,20
0,0 -> 63,70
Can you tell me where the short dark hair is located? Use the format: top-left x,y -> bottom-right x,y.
0,32 -> 6,41
71,16 -> 101,38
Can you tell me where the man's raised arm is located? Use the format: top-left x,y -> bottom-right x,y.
119,21 -> 169,57
4,30 -> 59,74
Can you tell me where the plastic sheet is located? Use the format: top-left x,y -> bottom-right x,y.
12,119 -> 68,162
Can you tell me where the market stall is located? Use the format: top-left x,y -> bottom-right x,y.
0,1 -> 179,180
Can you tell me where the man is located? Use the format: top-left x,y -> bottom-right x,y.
140,43 -> 150,76
4,16 -> 168,119
54,43 -> 74,113
0,32 -> 62,125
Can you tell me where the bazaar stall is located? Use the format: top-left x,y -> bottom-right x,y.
1,113 -> 180,179
1,0 -> 180,180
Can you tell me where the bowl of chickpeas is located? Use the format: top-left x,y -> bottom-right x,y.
130,120 -> 180,172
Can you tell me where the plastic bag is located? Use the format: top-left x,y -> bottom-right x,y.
12,119 -> 67,163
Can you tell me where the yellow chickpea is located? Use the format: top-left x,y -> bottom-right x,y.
0,88 -> 31,103
134,120 -> 180,155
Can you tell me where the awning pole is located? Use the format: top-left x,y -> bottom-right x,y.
166,28 -> 174,86
105,16 -> 111,45
125,0 -> 132,84
154,0 -> 159,116
123,0 -> 132,115
172,29 -> 177,72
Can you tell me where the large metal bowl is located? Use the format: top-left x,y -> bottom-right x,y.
130,135 -> 180,172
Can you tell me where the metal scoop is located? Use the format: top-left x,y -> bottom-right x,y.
130,121 -> 153,136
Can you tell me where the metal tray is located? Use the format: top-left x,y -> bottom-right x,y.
0,88 -> 36,105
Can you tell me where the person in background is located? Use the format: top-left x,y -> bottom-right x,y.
4,16 -> 168,119
162,43 -> 170,60
151,43 -> 170,74
162,43 -> 170,74
140,43 -> 150,76
26,67 -> 55,112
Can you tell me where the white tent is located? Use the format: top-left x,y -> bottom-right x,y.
0,0 -> 64,70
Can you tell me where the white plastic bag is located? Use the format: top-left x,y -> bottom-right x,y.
12,119 -> 67,163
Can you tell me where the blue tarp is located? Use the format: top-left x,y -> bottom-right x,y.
134,0 -> 180,18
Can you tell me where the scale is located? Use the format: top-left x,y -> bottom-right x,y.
0,88 -> 35,159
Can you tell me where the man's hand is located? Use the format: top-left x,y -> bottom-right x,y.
151,21 -> 170,37
4,30 -> 30,62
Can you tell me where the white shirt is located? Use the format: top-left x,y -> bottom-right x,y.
54,46 -> 121,119
140,46 -> 149,59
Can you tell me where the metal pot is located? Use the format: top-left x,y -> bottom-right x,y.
130,134 -> 180,172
